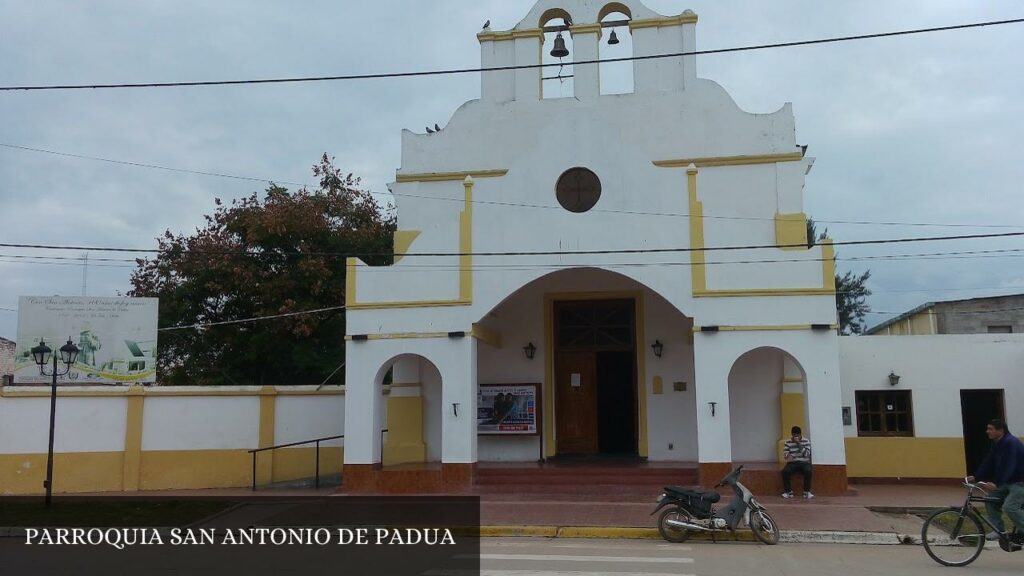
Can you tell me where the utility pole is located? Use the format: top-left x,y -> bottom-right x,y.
81,252 -> 88,296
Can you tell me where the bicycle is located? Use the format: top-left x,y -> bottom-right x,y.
921,478 -> 1023,566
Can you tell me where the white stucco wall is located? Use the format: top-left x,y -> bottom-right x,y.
141,396 -> 260,451
274,393 -> 345,448
0,395 -> 126,453
839,335 -> 1024,437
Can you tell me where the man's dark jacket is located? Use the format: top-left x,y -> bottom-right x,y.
975,432 -> 1024,486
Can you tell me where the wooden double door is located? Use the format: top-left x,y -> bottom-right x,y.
554,299 -> 638,455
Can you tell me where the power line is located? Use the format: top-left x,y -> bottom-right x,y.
2,18 -> 1021,92
158,305 -> 346,331
0,143 -> 308,187
4,231 -> 1024,258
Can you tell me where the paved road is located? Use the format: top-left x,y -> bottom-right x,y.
471,537 -> 1020,576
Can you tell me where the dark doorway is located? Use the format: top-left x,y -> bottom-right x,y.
960,389 -> 1006,475
596,350 -> 637,454
554,299 -> 637,456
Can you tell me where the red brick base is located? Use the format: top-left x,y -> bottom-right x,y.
699,463 -> 849,496
341,463 -> 477,494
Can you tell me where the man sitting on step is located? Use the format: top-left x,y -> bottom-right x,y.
781,426 -> 814,499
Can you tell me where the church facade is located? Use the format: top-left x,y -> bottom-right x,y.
343,0 -> 848,494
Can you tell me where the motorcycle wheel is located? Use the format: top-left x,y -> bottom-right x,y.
750,508 -> 780,545
657,507 -> 694,543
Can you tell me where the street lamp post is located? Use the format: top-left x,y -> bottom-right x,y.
31,338 -> 80,507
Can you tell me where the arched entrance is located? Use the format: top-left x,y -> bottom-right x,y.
473,267 -> 695,462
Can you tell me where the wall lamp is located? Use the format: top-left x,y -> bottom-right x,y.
888,371 -> 901,387
651,340 -> 663,358
523,342 -> 536,360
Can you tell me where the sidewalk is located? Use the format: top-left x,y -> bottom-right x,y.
477,483 -> 969,543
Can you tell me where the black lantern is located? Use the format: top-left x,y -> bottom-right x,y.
31,339 -> 52,366
59,339 -> 80,365
652,340 -> 664,358
551,32 -> 569,58
888,371 -> 901,387
523,342 -> 536,360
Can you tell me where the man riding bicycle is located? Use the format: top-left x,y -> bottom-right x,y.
966,419 -> 1024,545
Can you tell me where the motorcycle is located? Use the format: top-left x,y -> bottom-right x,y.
652,465 -> 780,545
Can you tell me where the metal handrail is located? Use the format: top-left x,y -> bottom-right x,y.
247,434 -> 344,491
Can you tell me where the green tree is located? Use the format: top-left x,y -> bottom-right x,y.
807,218 -> 873,335
129,155 -> 396,386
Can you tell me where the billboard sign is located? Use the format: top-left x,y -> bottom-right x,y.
14,296 -> 159,384
477,383 -> 540,435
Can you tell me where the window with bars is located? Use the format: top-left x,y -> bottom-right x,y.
855,390 -> 914,437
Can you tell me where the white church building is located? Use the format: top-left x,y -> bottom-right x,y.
342,0 -> 849,495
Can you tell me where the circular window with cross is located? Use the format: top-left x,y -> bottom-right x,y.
556,167 -> 602,213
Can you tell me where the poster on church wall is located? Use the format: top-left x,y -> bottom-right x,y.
13,296 -> 159,384
477,383 -> 539,435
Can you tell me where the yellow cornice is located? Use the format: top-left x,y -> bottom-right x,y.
345,331 -> 454,341
395,169 -> 508,183
654,152 -> 804,168
693,288 -> 837,298
346,298 -> 472,310
470,323 -> 503,348
569,23 -> 602,34
692,324 -> 838,332
477,29 -> 544,42
629,14 -> 699,30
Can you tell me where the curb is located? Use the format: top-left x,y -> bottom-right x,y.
480,525 -> 916,545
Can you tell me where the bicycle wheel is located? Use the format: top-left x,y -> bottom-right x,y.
750,508 -> 780,545
657,507 -> 693,543
921,507 -> 985,567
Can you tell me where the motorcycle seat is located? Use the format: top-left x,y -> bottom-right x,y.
664,485 -> 721,503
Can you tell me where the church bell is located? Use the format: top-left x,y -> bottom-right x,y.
608,30 -> 620,45
550,32 -> 569,58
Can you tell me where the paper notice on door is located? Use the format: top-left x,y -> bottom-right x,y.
571,373 -> 581,387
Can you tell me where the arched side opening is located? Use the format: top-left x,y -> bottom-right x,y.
599,8 -> 633,95
374,353 -> 443,465
727,347 -> 807,463
542,15 -> 574,99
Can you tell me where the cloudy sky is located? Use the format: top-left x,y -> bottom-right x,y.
1,0 -> 1023,340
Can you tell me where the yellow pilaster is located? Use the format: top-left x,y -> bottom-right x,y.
382,395 -> 426,465
687,165 -> 706,294
122,385 -> 145,491
777,385 -> 806,462
257,386 -> 276,485
459,176 -> 474,302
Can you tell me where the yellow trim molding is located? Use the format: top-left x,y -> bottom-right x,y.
654,152 -> 803,168
471,323 -> 503,348
395,170 -> 508,183
775,213 -> 808,250
629,14 -> 699,30
682,164 -> 836,298
0,386 -> 345,398
393,230 -> 421,263
542,290 -> 649,458
346,176 -> 480,310
692,324 -> 838,332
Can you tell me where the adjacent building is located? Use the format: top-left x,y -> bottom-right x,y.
866,294 -> 1024,336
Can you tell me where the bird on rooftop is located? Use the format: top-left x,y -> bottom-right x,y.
426,126 -> 434,134
434,123 -> 441,132
482,20 -> 490,29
